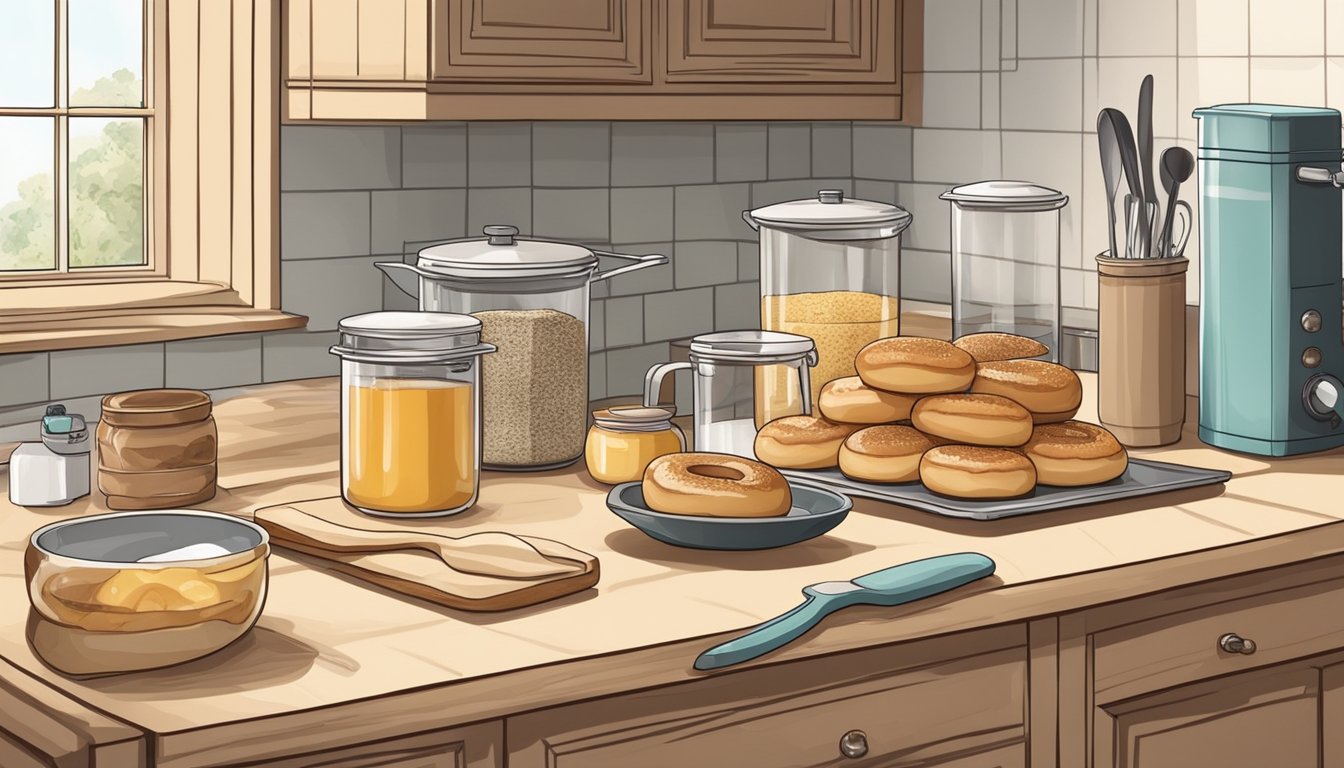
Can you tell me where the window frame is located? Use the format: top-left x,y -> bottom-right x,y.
0,0 -> 305,355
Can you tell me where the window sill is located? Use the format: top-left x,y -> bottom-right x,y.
0,281 -> 307,354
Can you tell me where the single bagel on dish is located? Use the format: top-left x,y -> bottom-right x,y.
1023,421 -> 1128,486
754,415 -> 858,470
919,445 -> 1037,499
839,425 -> 944,483
970,360 -> 1082,423
953,332 -> 1049,362
818,376 -> 918,424
856,337 -> 976,394
642,453 -> 792,518
911,393 -> 1034,447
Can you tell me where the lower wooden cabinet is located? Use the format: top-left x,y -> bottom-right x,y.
507,625 -> 1027,768
225,721 -> 502,768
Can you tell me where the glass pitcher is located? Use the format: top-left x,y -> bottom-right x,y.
643,331 -> 817,459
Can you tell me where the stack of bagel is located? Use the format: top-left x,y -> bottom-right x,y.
753,332 -> 1128,500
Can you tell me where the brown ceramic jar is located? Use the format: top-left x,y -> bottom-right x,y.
96,389 -> 218,509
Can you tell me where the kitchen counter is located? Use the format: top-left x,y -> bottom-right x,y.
2,375 -> 1344,767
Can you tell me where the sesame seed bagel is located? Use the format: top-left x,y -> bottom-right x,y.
753,415 -> 859,470
970,360 -> 1082,423
1023,421 -> 1128,486
818,376 -> 919,424
919,445 -> 1037,499
953,332 -> 1050,362
838,425 -> 945,483
911,393 -> 1034,446
642,452 -> 792,518
856,337 -> 976,394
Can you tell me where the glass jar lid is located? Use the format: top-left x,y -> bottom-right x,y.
939,180 -> 1068,212
414,225 -> 599,280
688,330 -> 818,364
330,311 -> 495,363
592,405 -> 677,432
746,190 -> 912,241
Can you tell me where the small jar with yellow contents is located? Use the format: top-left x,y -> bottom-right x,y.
585,406 -> 685,484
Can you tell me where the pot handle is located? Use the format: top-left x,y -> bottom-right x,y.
741,210 -> 760,232
375,261 -> 422,299
644,362 -> 692,409
592,249 -> 668,283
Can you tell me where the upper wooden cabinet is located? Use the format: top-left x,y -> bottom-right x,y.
283,0 -> 913,121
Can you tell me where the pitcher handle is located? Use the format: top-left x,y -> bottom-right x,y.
741,210 -> 760,232
592,249 -> 668,282
644,362 -> 692,409
375,261 -> 422,299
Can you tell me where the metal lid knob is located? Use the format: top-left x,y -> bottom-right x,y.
839,730 -> 868,759
817,189 -> 845,204
483,224 -> 519,246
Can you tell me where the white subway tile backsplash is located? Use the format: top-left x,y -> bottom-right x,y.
589,352 -> 607,402
644,288 -> 714,343
262,332 -> 340,383
912,129 -> 1001,184
737,242 -> 760,281
402,123 -> 467,188
1080,131 -> 1112,263
1082,0 -> 1098,56
533,188 -> 610,242
371,189 -> 466,253
716,123 -> 768,182
1017,0 -> 1085,58
282,126 -> 400,191
1096,58 -> 1179,140
1001,59 -> 1083,131
854,179 -> 898,204
924,0 -> 982,71
852,124 -> 912,181
896,183 -> 954,252
1178,57 -> 1250,141
1098,0 -> 1177,56
922,73 -> 982,129
605,296 -> 645,348
1328,58 -> 1344,114
1001,0 -> 1018,62
1001,131 -> 1084,268
715,282 -> 761,332
467,187 -> 532,237
467,122 -> 531,187
50,344 -> 164,400
611,123 -> 715,186
1250,57 -> 1327,105
590,300 -> 606,350
280,192 -> 370,260
768,123 -> 812,180
982,0 -> 1002,66
606,342 -> 670,398
533,122 -> 610,187
281,256 -> 386,331
1178,0 -> 1249,56
811,122 -> 853,178
981,73 -> 1001,129
675,184 -> 753,240
610,186 -> 674,244
165,336 -> 263,390
901,248 -> 952,304
0,353 -> 49,407
1331,2 -> 1344,56
674,241 -> 739,289
1249,0 -> 1322,56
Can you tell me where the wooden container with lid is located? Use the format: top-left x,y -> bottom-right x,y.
96,389 -> 218,510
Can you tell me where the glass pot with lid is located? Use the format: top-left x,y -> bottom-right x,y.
377,225 -> 666,470
744,190 -> 912,404
643,331 -> 817,459
940,180 -> 1068,361
329,312 -> 496,518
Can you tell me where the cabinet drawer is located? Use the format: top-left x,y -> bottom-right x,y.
1093,577 -> 1344,703
509,627 -> 1027,768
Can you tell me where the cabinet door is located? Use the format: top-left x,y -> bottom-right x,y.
228,722 -> 501,768
1095,664 -> 1319,768
663,0 -> 899,85
430,0 -> 650,83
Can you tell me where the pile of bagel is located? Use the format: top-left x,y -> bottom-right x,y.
753,332 -> 1128,500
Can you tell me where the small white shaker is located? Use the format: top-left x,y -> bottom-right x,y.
8,405 -> 91,507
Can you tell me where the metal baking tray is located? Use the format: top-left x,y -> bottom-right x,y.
781,458 -> 1232,521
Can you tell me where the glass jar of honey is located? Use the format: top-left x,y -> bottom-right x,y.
329,312 -> 495,517
585,406 -> 685,484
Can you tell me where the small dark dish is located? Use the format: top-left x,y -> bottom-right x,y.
606,481 -> 852,550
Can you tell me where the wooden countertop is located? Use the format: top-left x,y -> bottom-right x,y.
2,375 -> 1344,767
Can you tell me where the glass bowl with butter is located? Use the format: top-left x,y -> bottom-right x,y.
25,510 -> 269,675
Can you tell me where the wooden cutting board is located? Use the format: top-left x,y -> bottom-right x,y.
254,497 -> 600,612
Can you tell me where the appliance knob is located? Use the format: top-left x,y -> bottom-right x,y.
1305,374 -> 1344,427
1303,347 -> 1323,368
1302,309 -> 1323,333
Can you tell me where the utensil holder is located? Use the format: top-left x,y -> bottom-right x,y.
1096,254 -> 1188,446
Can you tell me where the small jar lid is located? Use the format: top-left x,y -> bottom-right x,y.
940,180 -> 1068,212
747,190 -> 912,241
592,405 -> 676,432
101,390 -> 213,428
331,311 -> 494,363
688,330 -> 817,364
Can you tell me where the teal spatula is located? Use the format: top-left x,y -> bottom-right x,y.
693,553 -> 996,671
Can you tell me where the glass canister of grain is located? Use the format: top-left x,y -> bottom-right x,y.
584,406 -> 685,484
744,190 -> 911,405
376,226 -> 666,471
329,312 -> 496,518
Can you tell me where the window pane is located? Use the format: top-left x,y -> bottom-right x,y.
0,5 -> 56,106
69,0 -> 144,107
0,118 -> 56,271
69,117 -> 144,268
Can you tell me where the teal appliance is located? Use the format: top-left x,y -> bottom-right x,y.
1193,104 -> 1344,456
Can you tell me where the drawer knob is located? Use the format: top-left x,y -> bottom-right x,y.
839,730 -> 868,759
1219,632 -> 1257,655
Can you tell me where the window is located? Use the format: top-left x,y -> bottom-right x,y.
0,0 -> 150,276
0,1 -> 303,354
